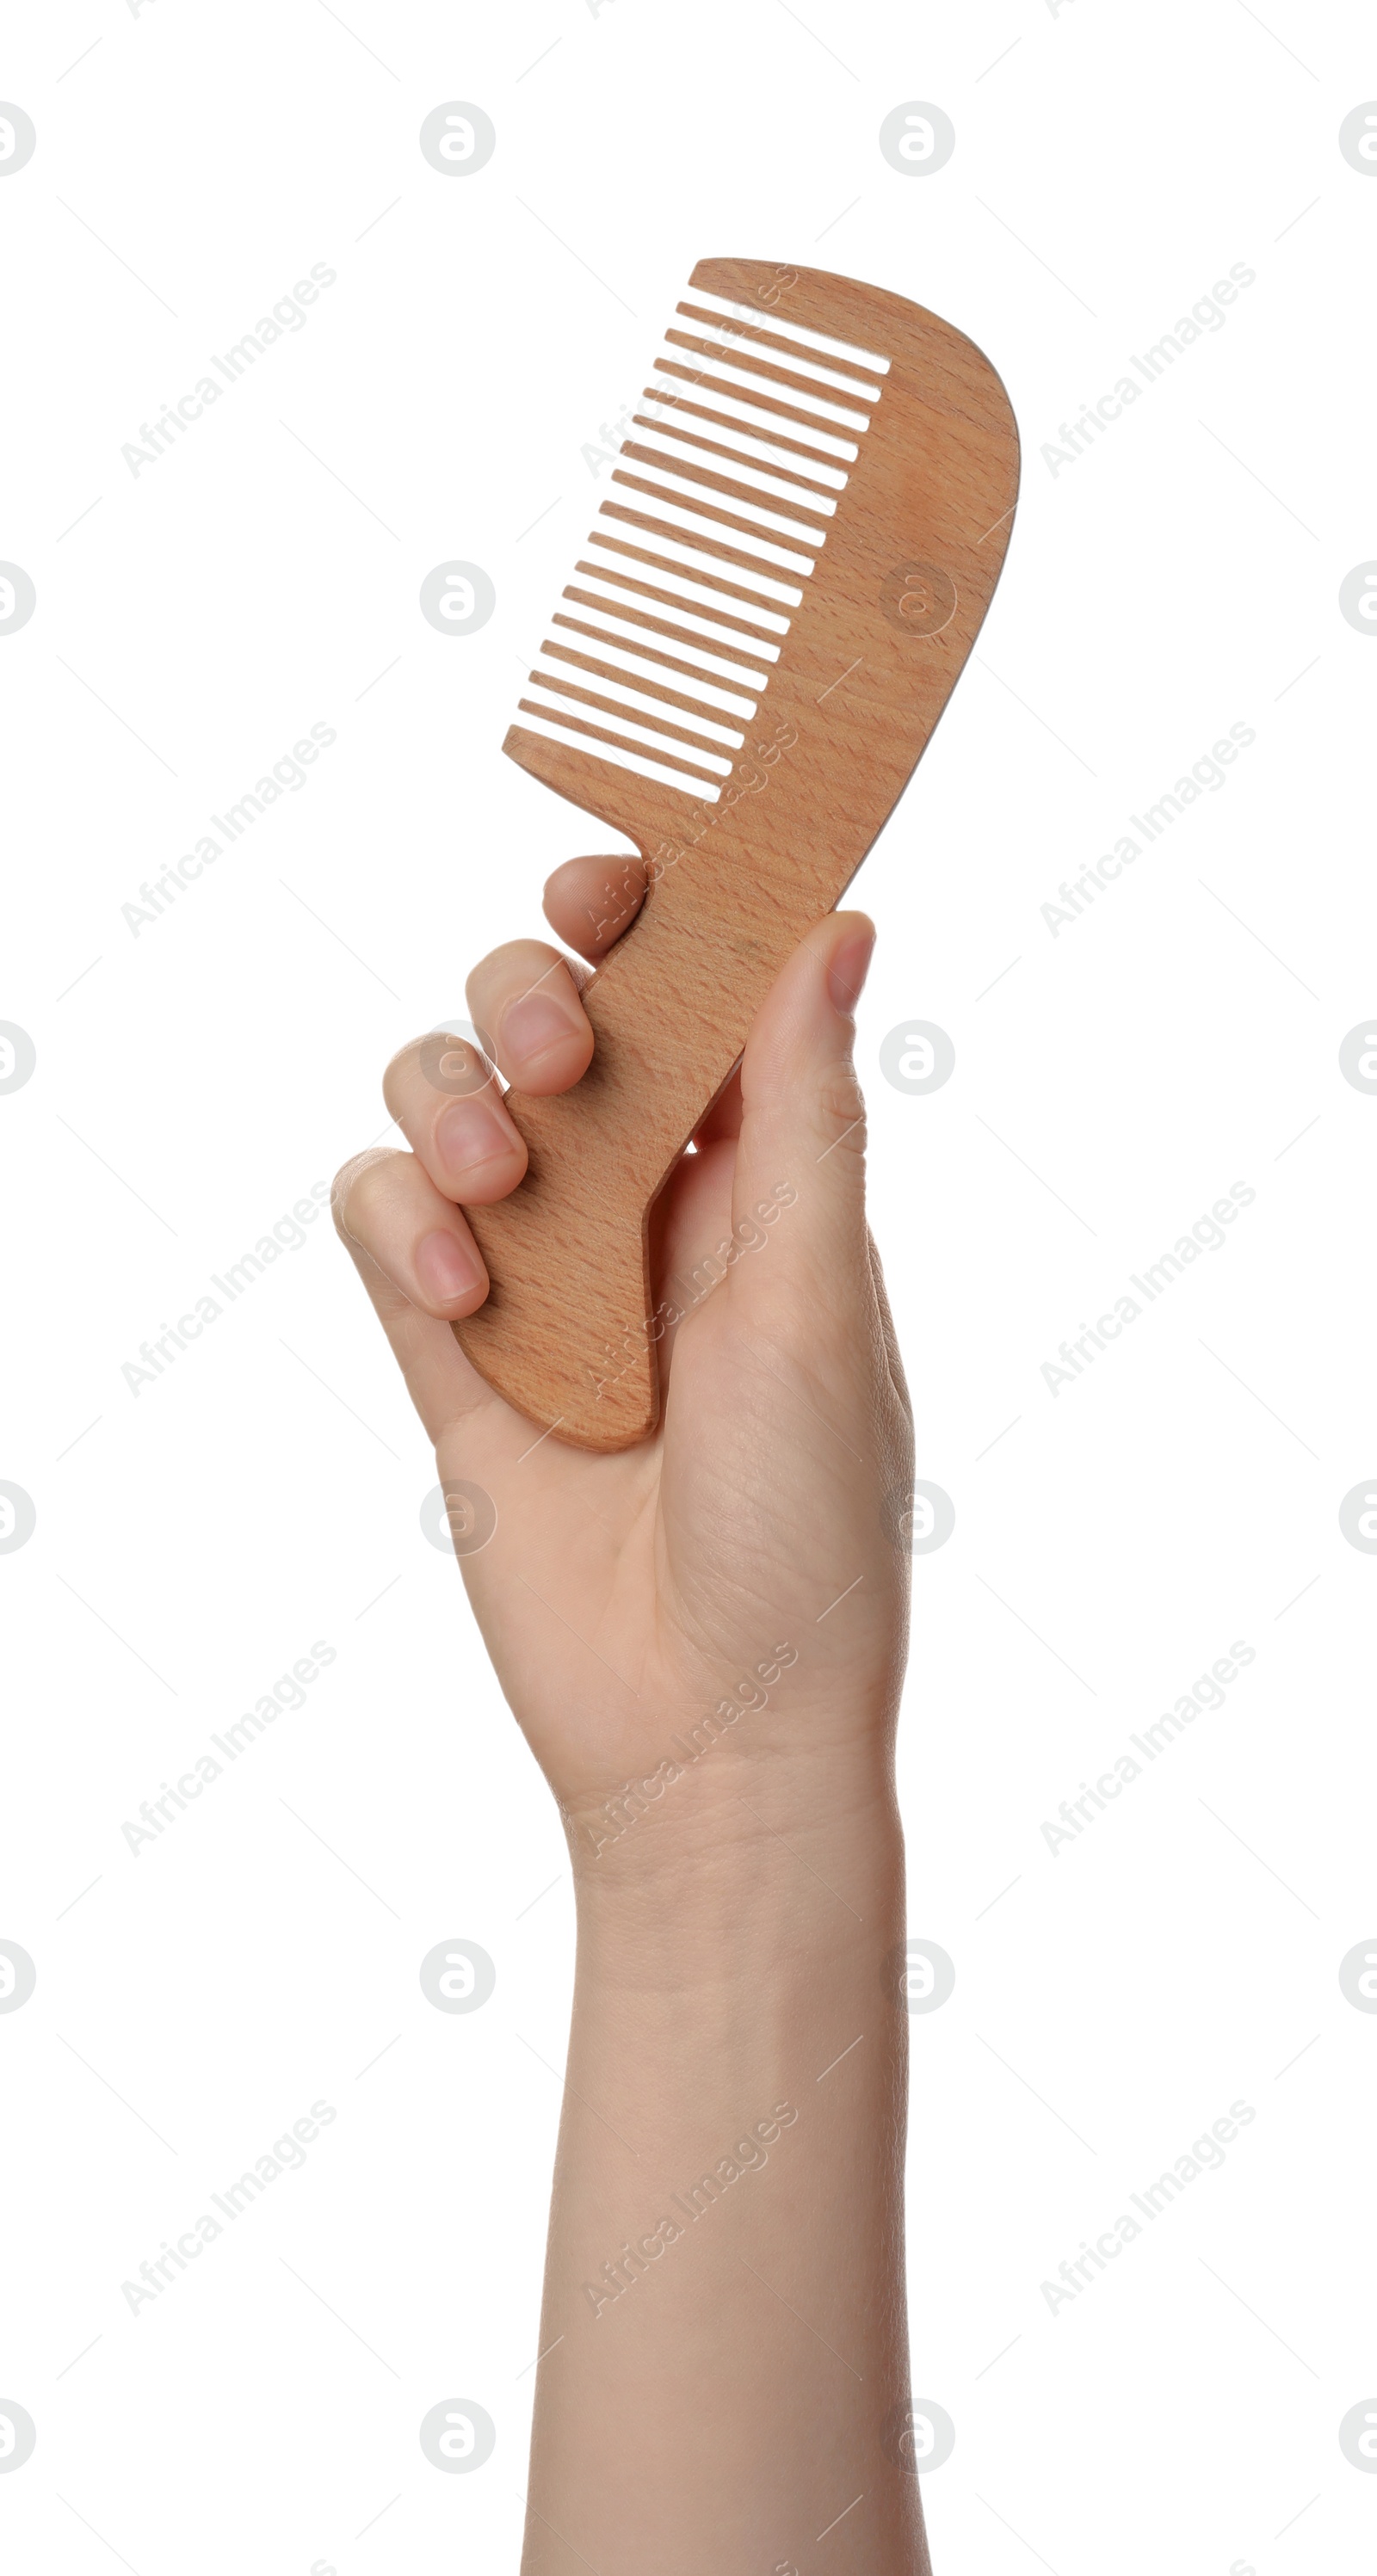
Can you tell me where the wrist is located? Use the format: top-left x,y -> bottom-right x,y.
566,1751 -> 905,1981
556,1770 -> 909,2221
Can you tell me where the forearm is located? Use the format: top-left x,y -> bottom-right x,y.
521,1767 -> 929,2576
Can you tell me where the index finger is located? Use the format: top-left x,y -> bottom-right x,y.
542,854 -> 648,962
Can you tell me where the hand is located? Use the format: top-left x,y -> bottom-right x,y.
331,860 -> 912,1866
333,865 -> 927,2575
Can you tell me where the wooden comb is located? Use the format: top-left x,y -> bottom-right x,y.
454,257 -> 1019,1451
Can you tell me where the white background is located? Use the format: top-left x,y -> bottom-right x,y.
2,2 -> 1375,2570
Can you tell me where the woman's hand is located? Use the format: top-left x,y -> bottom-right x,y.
334,866 -> 927,2573
330,860 -> 913,1871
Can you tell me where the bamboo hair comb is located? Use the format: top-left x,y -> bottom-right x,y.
454,256 -> 1020,1451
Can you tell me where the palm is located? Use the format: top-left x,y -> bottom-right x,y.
335,881 -> 907,1832
431,1135 -> 763,1805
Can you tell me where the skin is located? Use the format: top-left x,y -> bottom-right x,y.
334,858 -> 929,2573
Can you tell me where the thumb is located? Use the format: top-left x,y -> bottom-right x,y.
730,909 -> 876,1303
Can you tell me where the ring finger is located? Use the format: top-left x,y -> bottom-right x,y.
384,1031 -> 529,1207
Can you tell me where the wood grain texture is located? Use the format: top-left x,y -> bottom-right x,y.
455,257 -> 1020,1451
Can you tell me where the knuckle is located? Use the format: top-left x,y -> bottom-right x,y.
331,1148 -> 402,1243
815,1070 -> 868,1152
380,1039 -> 424,1112
466,938 -> 543,1004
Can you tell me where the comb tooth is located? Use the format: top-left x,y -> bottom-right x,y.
651,358 -> 863,449
533,647 -> 748,741
515,699 -> 726,787
577,554 -> 788,639
643,383 -> 856,467
618,447 -> 833,535
552,611 -> 760,698
627,419 -> 843,502
662,331 -> 875,428
597,506 -> 808,595
564,592 -> 774,686
608,473 -> 824,566
547,623 -> 759,717
553,609 -> 767,745
521,687 -> 734,767
511,713 -> 722,797
563,579 -> 776,673
678,282 -> 892,378
571,564 -> 781,652
479,262 -> 1022,1445
503,246 -> 894,816
674,301 -> 886,397
550,555 -> 798,755
524,666 -> 739,757
589,532 -> 795,622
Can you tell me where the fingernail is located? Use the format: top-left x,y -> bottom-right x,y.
501,989 -> 582,1065
416,1228 -> 485,1307
435,1094 -> 520,1180
828,928 -> 876,1017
